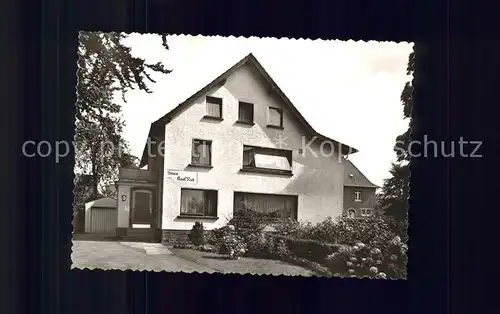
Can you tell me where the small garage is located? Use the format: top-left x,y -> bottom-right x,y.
84,197 -> 118,233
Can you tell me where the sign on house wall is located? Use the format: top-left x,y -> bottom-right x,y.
165,169 -> 198,184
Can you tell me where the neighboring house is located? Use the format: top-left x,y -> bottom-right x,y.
343,160 -> 379,218
84,197 -> 118,233
114,53 -> 375,244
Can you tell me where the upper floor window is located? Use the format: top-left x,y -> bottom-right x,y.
267,106 -> 283,129
238,101 -> 254,124
354,191 -> 362,202
191,139 -> 212,167
242,145 -> 292,175
205,96 -> 223,119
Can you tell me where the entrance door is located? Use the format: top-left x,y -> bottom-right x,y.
131,189 -> 153,227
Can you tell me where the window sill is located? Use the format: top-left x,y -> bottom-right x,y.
188,163 -> 213,169
240,167 -> 293,177
266,124 -> 284,130
202,115 -> 223,121
354,200 -> 362,202
236,120 -> 255,126
176,215 -> 219,220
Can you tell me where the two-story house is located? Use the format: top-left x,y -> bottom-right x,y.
343,160 -> 379,218
114,53 -> 378,244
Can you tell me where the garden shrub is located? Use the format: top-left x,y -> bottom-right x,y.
273,218 -> 315,239
306,217 -> 338,243
229,208 -> 271,231
238,229 -> 289,259
324,237 -> 408,279
272,237 -> 290,259
188,221 -> 205,246
274,215 -> 406,249
198,243 -> 217,253
217,225 -> 248,259
330,215 -> 401,248
243,231 -> 271,258
272,235 -> 339,264
207,225 -> 233,246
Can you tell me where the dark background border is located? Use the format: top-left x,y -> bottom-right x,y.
4,0 -> 492,313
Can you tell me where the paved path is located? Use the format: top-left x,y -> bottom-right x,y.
71,240 -> 216,273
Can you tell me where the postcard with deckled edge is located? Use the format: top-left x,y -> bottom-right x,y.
71,33 -> 412,279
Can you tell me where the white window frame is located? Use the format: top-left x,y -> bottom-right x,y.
354,191 -> 362,202
360,208 -> 373,217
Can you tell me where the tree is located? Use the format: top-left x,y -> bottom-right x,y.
379,51 -> 414,222
73,174 -> 95,206
74,32 -> 170,198
76,32 -> 172,121
378,163 -> 410,221
74,114 -> 138,199
72,174 -> 95,233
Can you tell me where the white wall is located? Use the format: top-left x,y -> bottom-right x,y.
161,63 -> 345,230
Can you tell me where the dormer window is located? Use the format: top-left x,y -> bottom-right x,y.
354,191 -> 362,202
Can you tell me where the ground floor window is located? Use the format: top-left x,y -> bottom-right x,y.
180,189 -> 218,217
347,208 -> 357,218
360,208 -> 373,217
233,192 -> 298,220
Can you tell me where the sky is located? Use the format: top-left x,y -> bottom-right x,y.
115,34 -> 413,187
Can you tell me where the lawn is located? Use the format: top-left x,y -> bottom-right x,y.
169,247 -> 317,276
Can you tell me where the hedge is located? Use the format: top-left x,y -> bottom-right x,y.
269,234 -> 340,264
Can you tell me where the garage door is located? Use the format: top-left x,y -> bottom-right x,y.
90,207 -> 117,233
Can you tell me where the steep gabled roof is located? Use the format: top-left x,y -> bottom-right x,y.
344,159 -> 379,188
140,53 -> 358,167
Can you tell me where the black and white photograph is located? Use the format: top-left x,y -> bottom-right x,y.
71,33 -> 413,279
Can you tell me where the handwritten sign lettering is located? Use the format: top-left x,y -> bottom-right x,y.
165,170 -> 197,184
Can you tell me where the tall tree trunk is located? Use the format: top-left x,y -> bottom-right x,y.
91,153 -> 99,199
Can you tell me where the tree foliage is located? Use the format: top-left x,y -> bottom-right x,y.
378,163 -> 410,221
73,174 -> 95,206
76,32 -> 172,121
74,32 -> 170,199
75,115 -> 124,198
379,51 -> 414,221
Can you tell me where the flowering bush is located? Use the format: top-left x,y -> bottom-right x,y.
218,229 -> 248,259
306,217 -> 338,243
273,237 -> 290,259
244,232 -> 272,258
332,215 -> 400,248
324,237 -> 407,279
207,225 -> 234,246
273,218 -> 315,238
229,207 -> 282,232
239,230 -> 290,259
275,215 -> 405,249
